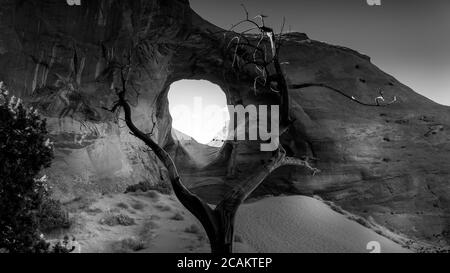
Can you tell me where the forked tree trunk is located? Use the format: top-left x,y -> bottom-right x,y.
116,87 -> 309,253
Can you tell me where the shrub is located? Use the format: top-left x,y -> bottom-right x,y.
131,200 -> 146,211
100,212 -> 136,226
145,190 -> 160,200
140,219 -> 159,236
0,83 -> 55,252
125,180 -> 172,195
116,202 -> 129,209
170,212 -> 184,221
112,237 -> 147,253
36,199 -> 71,232
234,235 -> 243,243
51,236 -> 78,253
63,195 -> 95,212
139,219 -> 159,242
155,204 -> 172,212
149,215 -> 161,221
85,207 -> 103,215
184,224 -> 201,234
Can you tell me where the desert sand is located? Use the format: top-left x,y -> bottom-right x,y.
52,191 -> 410,253
235,196 -> 410,253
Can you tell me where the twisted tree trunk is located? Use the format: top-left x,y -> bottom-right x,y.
115,83 -> 317,253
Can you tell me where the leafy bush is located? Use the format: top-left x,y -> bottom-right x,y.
0,82 -> 67,252
52,236 -> 78,253
36,198 -> 71,232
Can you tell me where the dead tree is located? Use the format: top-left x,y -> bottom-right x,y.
106,7 -> 395,253
114,93 -> 318,252
105,34 -> 320,252
107,59 -> 318,253
222,5 -> 398,108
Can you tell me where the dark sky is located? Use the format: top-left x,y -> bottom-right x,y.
190,0 -> 450,105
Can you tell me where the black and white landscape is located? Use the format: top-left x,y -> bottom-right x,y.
0,0 -> 449,254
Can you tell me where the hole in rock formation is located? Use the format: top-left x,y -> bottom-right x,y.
168,79 -> 229,147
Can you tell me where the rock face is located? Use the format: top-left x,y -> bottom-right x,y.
0,0 -> 448,247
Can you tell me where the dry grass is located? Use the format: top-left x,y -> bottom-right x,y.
131,200 -> 146,211
170,212 -> 184,221
63,196 -> 96,213
85,207 -> 103,215
112,237 -> 147,253
234,235 -> 243,243
139,219 -> 160,242
116,202 -> 129,210
145,191 -> 160,200
150,215 -> 161,221
184,224 -> 201,234
155,204 -> 172,212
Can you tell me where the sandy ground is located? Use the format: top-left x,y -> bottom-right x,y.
236,196 -> 410,253
51,192 -> 411,253
54,191 -> 211,253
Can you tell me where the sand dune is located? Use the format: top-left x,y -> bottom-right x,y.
235,196 -> 410,253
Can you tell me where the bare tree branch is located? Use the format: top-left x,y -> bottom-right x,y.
115,85 -> 221,248
281,156 -> 320,176
289,82 -> 399,107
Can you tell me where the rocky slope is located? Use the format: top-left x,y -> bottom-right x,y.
0,0 -> 448,248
